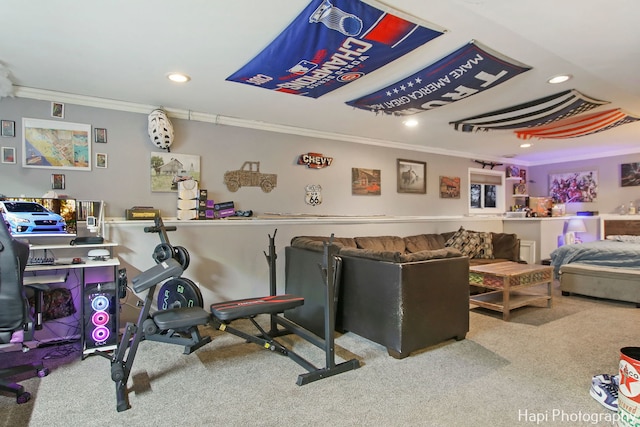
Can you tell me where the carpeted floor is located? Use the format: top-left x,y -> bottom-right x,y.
2,282 -> 638,427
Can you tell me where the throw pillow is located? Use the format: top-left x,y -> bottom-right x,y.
445,227 -> 481,257
474,231 -> 494,259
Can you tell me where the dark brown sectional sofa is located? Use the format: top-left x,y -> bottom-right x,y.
284,229 -> 521,359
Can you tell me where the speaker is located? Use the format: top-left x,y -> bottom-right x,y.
83,282 -> 118,352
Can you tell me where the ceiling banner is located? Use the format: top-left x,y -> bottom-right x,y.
226,0 -> 445,98
345,40 -> 530,116
514,108 -> 640,139
450,89 -> 609,132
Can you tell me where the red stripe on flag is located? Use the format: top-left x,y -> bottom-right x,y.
363,13 -> 414,45
515,109 -> 627,139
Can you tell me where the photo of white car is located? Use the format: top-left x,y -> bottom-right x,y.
0,201 -> 68,234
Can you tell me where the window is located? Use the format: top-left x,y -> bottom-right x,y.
468,168 -> 505,214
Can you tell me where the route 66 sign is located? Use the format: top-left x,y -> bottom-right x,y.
305,184 -> 322,206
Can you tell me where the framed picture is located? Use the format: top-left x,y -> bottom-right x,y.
621,162 -> 640,187
150,152 -> 201,192
352,168 -> 381,195
51,102 -> 64,118
439,176 -> 460,198
397,159 -> 426,194
96,152 -> 107,168
1,147 -> 16,164
94,128 -> 107,143
549,170 -> 598,203
22,118 -> 91,170
51,174 -> 65,190
1,120 -> 15,137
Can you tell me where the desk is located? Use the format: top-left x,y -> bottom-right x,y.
24,243 -> 120,357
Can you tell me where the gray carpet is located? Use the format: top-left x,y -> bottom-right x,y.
3,283 -> 639,426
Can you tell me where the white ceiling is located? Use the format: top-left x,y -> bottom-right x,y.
1,0 -> 639,166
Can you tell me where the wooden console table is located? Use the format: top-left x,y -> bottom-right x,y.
469,261 -> 553,321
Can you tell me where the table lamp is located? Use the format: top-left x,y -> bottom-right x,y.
565,218 -> 587,244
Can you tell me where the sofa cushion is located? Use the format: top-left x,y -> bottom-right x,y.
444,227 -> 481,257
472,231 -> 494,259
398,247 -> 462,262
491,232 -> 519,261
355,235 -> 406,253
339,247 -> 402,262
290,236 -> 357,252
403,234 -> 446,253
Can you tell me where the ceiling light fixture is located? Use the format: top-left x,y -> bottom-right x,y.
520,143 -> 532,148
167,72 -> 191,83
547,74 -> 572,84
403,119 -> 418,127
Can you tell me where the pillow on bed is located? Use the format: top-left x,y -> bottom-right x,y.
605,235 -> 640,243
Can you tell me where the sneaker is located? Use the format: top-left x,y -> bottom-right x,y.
590,374 -> 619,411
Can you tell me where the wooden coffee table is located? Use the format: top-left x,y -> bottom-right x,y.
469,261 -> 553,321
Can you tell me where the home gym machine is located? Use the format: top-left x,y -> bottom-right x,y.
109,217 -> 359,412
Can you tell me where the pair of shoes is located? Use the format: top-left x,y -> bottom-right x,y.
590,374 -> 619,411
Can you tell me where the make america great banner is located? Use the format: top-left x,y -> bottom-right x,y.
226,0 -> 445,98
346,41 -> 531,115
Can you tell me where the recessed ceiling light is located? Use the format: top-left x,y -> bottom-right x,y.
167,72 -> 191,83
520,143 -> 532,148
403,119 -> 419,127
547,74 -> 572,84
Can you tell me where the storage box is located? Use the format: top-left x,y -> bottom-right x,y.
125,207 -> 160,220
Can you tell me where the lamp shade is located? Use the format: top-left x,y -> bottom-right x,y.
566,218 -> 587,233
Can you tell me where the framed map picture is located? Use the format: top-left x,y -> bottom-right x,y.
22,118 -> 91,170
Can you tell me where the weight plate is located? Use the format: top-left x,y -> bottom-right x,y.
173,245 -> 190,270
157,277 -> 203,310
153,243 -> 173,264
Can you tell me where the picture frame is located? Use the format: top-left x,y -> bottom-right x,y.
549,170 -> 598,203
94,128 -> 107,143
51,174 -> 65,190
96,152 -> 107,168
51,102 -> 64,118
150,152 -> 201,192
22,118 -> 91,170
621,162 -> 640,187
352,168 -> 381,195
397,159 -> 426,194
1,147 -> 16,164
1,120 -> 15,137
439,176 -> 460,198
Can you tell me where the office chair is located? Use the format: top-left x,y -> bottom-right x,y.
0,223 -> 49,404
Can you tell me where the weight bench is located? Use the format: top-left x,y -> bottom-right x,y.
110,258 -> 212,412
209,232 -> 360,386
108,220 -> 359,412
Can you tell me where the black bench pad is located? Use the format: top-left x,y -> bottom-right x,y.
153,306 -> 210,330
211,294 -> 304,321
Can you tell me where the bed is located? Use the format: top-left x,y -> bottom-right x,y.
550,219 -> 640,306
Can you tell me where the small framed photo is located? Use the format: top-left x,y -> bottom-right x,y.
51,174 -> 65,190
1,120 -> 15,137
2,147 -> 16,164
94,128 -> 107,143
51,102 -> 64,118
397,159 -> 426,194
96,152 -> 108,168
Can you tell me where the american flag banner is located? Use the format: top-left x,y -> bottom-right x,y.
514,108 -> 640,139
345,40 -> 531,115
450,89 -> 609,132
226,0 -> 445,98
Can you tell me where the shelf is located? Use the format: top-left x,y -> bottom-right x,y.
29,241 -> 118,250
512,194 -> 529,197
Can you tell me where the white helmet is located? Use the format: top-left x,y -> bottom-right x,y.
147,108 -> 174,151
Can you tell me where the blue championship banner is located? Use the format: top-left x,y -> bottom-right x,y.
226,0 -> 445,98
346,40 -> 531,115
